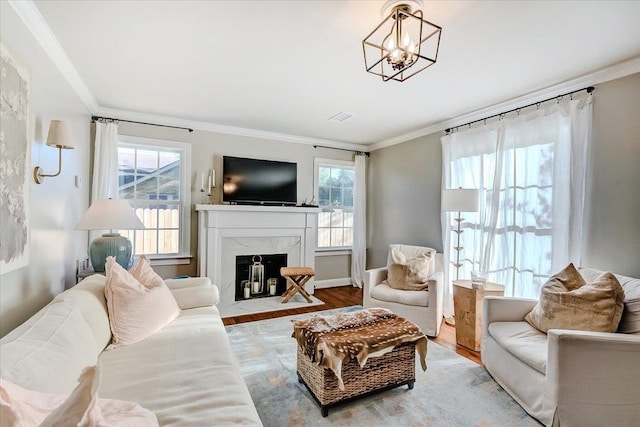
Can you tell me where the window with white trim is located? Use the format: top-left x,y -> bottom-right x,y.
117,136 -> 191,258
314,158 -> 354,249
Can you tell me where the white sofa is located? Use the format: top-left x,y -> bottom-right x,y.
364,244 -> 444,337
482,268 -> 640,427
0,274 -> 262,426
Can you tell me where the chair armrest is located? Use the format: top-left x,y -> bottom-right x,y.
164,277 -> 220,309
364,267 -> 387,291
482,296 -> 537,337
164,277 -> 210,290
547,330 -> 640,426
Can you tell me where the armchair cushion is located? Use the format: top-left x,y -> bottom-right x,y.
389,246 -> 435,281
488,322 -> 547,374
386,264 -> 429,291
370,282 -> 429,307
580,268 -> 640,334
525,263 -> 625,333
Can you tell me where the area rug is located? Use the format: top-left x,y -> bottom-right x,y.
226,306 -> 540,427
218,293 -> 324,318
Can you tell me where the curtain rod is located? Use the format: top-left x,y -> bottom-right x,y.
445,86 -> 595,134
91,115 -> 194,133
313,145 -> 370,157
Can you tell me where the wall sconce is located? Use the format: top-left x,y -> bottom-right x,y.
33,120 -> 75,184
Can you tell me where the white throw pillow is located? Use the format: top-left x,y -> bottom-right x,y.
104,256 -> 180,348
390,247 -> 436,283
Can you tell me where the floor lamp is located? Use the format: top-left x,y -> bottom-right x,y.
442,188 -> 479,325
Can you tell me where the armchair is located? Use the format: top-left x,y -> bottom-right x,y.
363,244 -> 444,337
482,268 -> 640,426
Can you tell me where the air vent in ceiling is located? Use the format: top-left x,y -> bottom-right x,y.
328,112 -> 353,122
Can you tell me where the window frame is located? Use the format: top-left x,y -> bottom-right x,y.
117,135 -> 191,260
314,157 -> 355,251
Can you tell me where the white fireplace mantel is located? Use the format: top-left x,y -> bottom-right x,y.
195,204 -> 319,312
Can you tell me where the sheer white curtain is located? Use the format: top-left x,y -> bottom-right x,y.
441,96 -> 592,309
351,154 -> 367,288
89,121 -> 119,239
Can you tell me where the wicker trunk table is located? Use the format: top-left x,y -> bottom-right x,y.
292,308 -> 427,417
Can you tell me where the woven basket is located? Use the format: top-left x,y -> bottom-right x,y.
296,342 -> 416,415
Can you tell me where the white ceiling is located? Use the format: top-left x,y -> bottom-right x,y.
32,0 -> 640,147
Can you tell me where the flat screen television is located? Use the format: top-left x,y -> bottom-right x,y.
223,156 -> 297,206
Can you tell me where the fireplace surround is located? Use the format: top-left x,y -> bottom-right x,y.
196,204 -> 320,316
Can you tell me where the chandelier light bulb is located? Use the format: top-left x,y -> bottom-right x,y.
402,32 -> 411,48
386,37 -> 395,51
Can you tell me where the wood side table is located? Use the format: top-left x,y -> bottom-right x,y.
453,280 -> 505,351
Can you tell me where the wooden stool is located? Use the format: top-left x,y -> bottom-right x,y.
280,267 -> 314,303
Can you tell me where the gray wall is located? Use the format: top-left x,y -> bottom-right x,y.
0,4 -> 91,337
315,254 -> 352,282
582,72 -> 640,277
366,132 -> 443,269
366,72 -> 640,278
116,122 -> 354,280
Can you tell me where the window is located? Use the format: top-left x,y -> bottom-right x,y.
117,136 -> 191,258
442,96 -> 591,300
315,158 -> 354,249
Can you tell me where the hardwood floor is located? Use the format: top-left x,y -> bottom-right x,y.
222,285 -> 481,365
221,285 -> 363,325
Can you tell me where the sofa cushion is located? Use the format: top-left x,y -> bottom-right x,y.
54,274 -> 111,353
370,282 -> 429,307
580,268 -> 640,334
0,303 -> 98,394
488,322 -> 548,374
525,263 -> 625,333
104,257 -> 180,349
98,306 -> 262,426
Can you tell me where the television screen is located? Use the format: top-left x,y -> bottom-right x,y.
223,156 -> 297,206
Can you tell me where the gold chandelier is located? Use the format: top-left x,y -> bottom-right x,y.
363,0 -> 442,82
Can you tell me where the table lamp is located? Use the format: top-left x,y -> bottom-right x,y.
76,199 -> 145,272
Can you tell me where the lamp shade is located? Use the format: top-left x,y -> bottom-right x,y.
442,189 -> 479,212
76,199 -> 144,231
46,120 -> 75,149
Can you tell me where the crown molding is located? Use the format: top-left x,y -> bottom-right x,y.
96,107 -> 369,151
9,0 -> 99,113
368,56 -> 640,151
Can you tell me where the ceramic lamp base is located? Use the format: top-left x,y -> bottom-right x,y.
89,233 -> 133,272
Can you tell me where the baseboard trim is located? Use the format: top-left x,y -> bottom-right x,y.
314,278 -> 352,289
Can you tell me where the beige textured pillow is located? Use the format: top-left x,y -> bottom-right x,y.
386,263 -> 429,291
390,247 -> 435,283
525,263 -> 625,333
104,257 -> 180,348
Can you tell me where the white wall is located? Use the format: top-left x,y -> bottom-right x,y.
0,4 -> 91,337
115,122 -> 354,279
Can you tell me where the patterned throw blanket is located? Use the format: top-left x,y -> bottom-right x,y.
292,308 -> 428,390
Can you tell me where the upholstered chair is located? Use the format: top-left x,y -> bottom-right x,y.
363,244 -> 444,337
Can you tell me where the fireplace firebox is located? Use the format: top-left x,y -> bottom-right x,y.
235,254 -> 288,301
